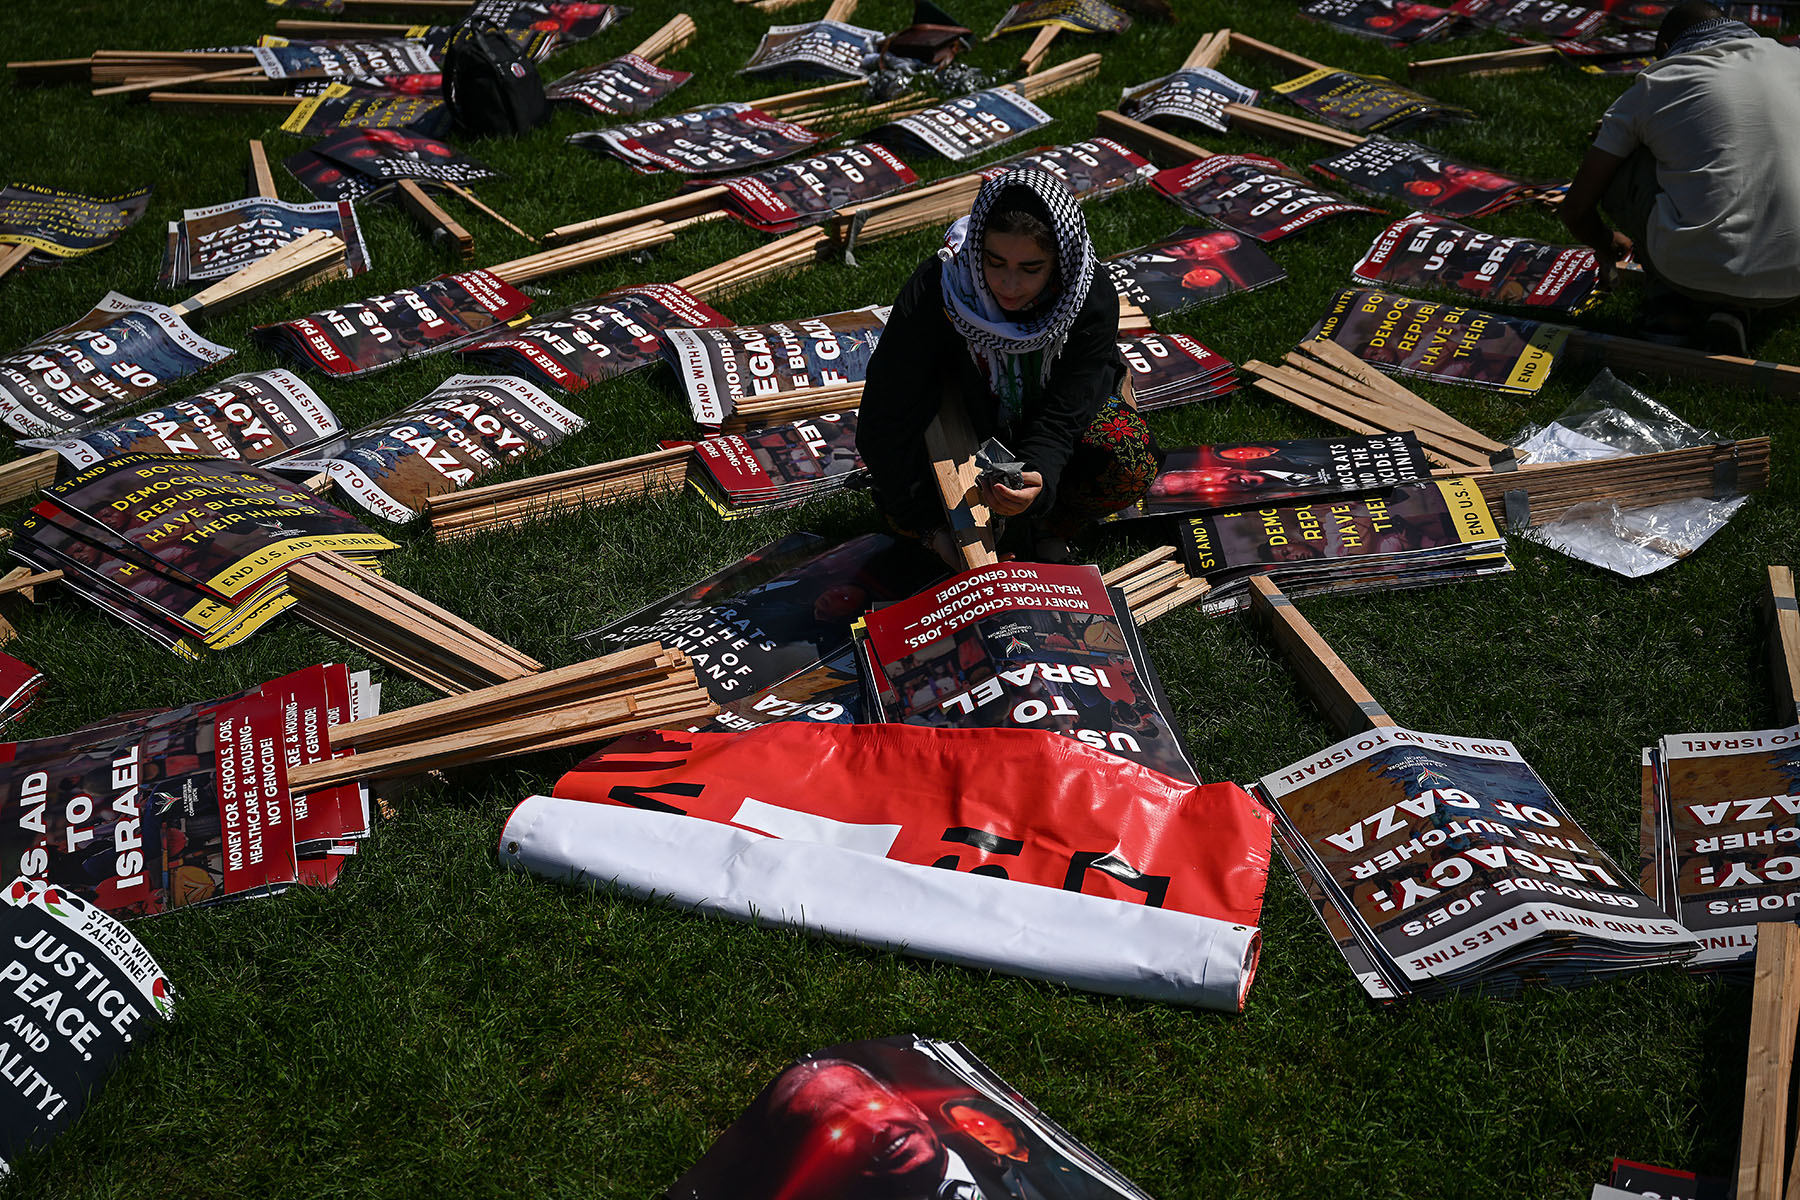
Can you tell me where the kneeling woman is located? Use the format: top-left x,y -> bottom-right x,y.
856,169 -> 1156,564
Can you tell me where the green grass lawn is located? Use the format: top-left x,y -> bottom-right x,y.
1,0 -> 1797,1195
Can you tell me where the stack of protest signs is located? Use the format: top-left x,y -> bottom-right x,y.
1299,0 -> 1459,44
666,1036 -> 1160,1198
1642,724 -> 1800,973
0,184 -> 151,270
741,21 -> 884,79
855,561 -> 1200,783
286,129 -> 498,201
687,411 -> 863,518
1271,69 -> 1474,133
570,104 -> 823,175
871,90 -> 1055,162
0,294 -> 235,438
577,532 -> 939,702
1120,67 -> 1260,135
664,306 -> 888,427
1118,332 -> 1238,410
278,84 -> 451,139
1311,138 -> 1555,218
709,144 -> 919,232
0,662 -> 376,921
992,0 -> 1135,35
1261,725 -> 1699,1001
1152,154 -> 1378,242
252,269 -> 532,378
1105,227 -> 1286,318
1106,432 -> 1434,522
1452,0 -> 1608,38
1351,214 -> 1602,312
980,138 -> 1156,201
546,54 -> 691,115
160,197 -> 370,288
1177,476 -> 1511,614
277,375 -> 585,523
458,284 -> 727,393
0,879 -> 175,1175
251,37 -> 439,81
1308,287 -> 1566,395
12,455 -> 397,655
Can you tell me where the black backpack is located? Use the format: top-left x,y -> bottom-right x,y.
442,23 -> 550,138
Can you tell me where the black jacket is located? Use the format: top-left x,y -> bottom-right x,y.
855,255 -> 1123,531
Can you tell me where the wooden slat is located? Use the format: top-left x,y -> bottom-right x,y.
0,451 -> 58,505
246,139 -> 277,199
544,186 -> 728,247
1739,920 -> 1800,1200
1095,109 -> 1209,165
1248,576 -> 1396,736
172,229 -> 347,319
1102,545 -> 1177,587
924,394 -> 997,569
398,180 -> 473,260
1768,566 -> 1800,726
1407,44 -> 1558,80
1563,328 -> 1800,399
1227,31 -> 1328,74
1182,29 -> 1231,71
0,242 -> 33,282
1020,25 -> 1059,74
631,13 -> 697,63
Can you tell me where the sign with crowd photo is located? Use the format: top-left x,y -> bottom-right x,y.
1451,0 -> 1608,38
252,37 -> 439,79
0,880 -> 175,1174
0,294 -> 235,438
712,143 -> 918,232
689,411 -> 864,518
1309,287 -> 1567,395
311,127 -> 499,184
251,269 -> 532,378
664,305 -> 889,425
458,283 -> 728,393
979,138 -> 1156,202
1351,213 -> 1602,312
1311,138 -> 1550,219
1298,0 -> 1460,43
1120,67 -> 1259,135
858,561 -> 1200,782
665,1035 -> 1156,1199
1117,332 -> 1238,411
1152,154 -> 1378,242
1271,69 -> 1474,134
1104,227 -> 1287,318
873,89 -> 1054,162
740,20 -> 883,78
1106,433 -> 1434,522
577,532 -> 940,700
279,84 -> 450,138
545,54 -> 692,115
1646,725 -> 1800,971
990,0 -> 1135,35
571,103 -> 823,175
0,184 -> 151,263
1258,725 -> 1697,999
280,374 -> 584,522
20,369 -> 342,471
159,196 -> 370,288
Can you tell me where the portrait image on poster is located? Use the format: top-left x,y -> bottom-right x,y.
1104,227 -> 1286,317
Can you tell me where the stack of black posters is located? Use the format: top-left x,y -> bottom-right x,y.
740,20 -> 884,78
1176,476 -> 1511,614
12,455 -> 397,655
1308,287 -> 1565,396
457,284 -> 728,393
1261,725 -> 1698,1000
663,306 -> 888,426
159,196 -> 371,288
1270,69 -> 1474,134
870,89 -> 1054,162
1351,213 -> 1602,313
1105,432 -> 1433,522
1452,0 -> 1608,38
1105,227 -> 1286,318
546,54 -> 692,116
1299,0 -> 1459,43
569,104 -> 823,175
707,143 -> 918,232
979,137 -> 1156,201
1311,137 -> 1553,219
1120,67 -> 1260,135
688,411 -> 863,518
1152,154 -> 1377,242
1118,332 -> 1238,410
0,184 -> 151,268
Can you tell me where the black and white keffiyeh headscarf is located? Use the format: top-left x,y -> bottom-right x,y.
938,168 -> 1094,420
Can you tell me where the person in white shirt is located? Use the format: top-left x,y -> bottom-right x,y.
1560,2 -> 1800,354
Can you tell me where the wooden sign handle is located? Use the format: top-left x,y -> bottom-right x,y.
173,228 -> 347,319
246,139 -> 278,199
1741,921 -> 1800,1200
923,392 -> 998,569
398,180 -> 474,260
1096,110 -> 1209,165
630,13 -> 697,63
0,242 -> 31,282
1020,26 -> 1059,74
1248,576 -> 1396,736
1767,566 -> 1800,726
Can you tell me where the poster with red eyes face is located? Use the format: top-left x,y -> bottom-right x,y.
1592,0 -> 1670,26
1309,137 -> 1548,219
1106,433 -> 1433,522
284,148 -> 387,202
1298,0 -> 1459,45
1102,226 -> 1287,318
311,127 -> 500,184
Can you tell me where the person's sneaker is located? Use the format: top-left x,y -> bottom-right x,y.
1702,309 -> 1750,357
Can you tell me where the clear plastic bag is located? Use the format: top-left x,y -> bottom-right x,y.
1509,369 -> 1719,464
1525,495 -> 1748,578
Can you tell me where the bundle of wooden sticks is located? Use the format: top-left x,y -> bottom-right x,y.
423,446 -> 694,541
1244,339 -> 1506,473
285,642 -> 717,794
1476,438 -> 1770,528
1102,546 -> 1212,624
721,380 -> 865,431
287,552 -> 544,695
675,227 -> 832,302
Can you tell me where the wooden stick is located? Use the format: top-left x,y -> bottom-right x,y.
545,186 -> 728,247
173,229 -> 347,319
273,20 -> 416,35
822,0 -> 858,21
1281,349 -> 1506,451
444,183 -> 535,243
1740,920 -> 1800,1200
1226,31 -> 1329,75
1474,439 -> 1770,527
1096,109 -> 1209,165
1102,545 -> 1177,587
1562,328 -> 1800,399
1767,566 -> 1800,727
92,64 -> 263,97
398,180 -> 473,260
631,13 -> 697,63
1182,28 -> 1231,71
0,451 -> 58,505
246,140 -> 278,199
1407,44 -> 1559,80
1133,576 -> 1211,624
148,91 -> 300,110
6,57 -> 94,87
0,242 -> 32,283
1248,576 -> 1396,736
1009,51 -> 1101,100
754,77 -> 864,116
1021,26 -> 1059,75
0,568 -> 62,600
488,216 -> 710,285
923,393 -> 997,569
1226,103 -> 1363,149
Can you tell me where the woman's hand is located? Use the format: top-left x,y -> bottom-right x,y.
983,470 -> 1043,517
